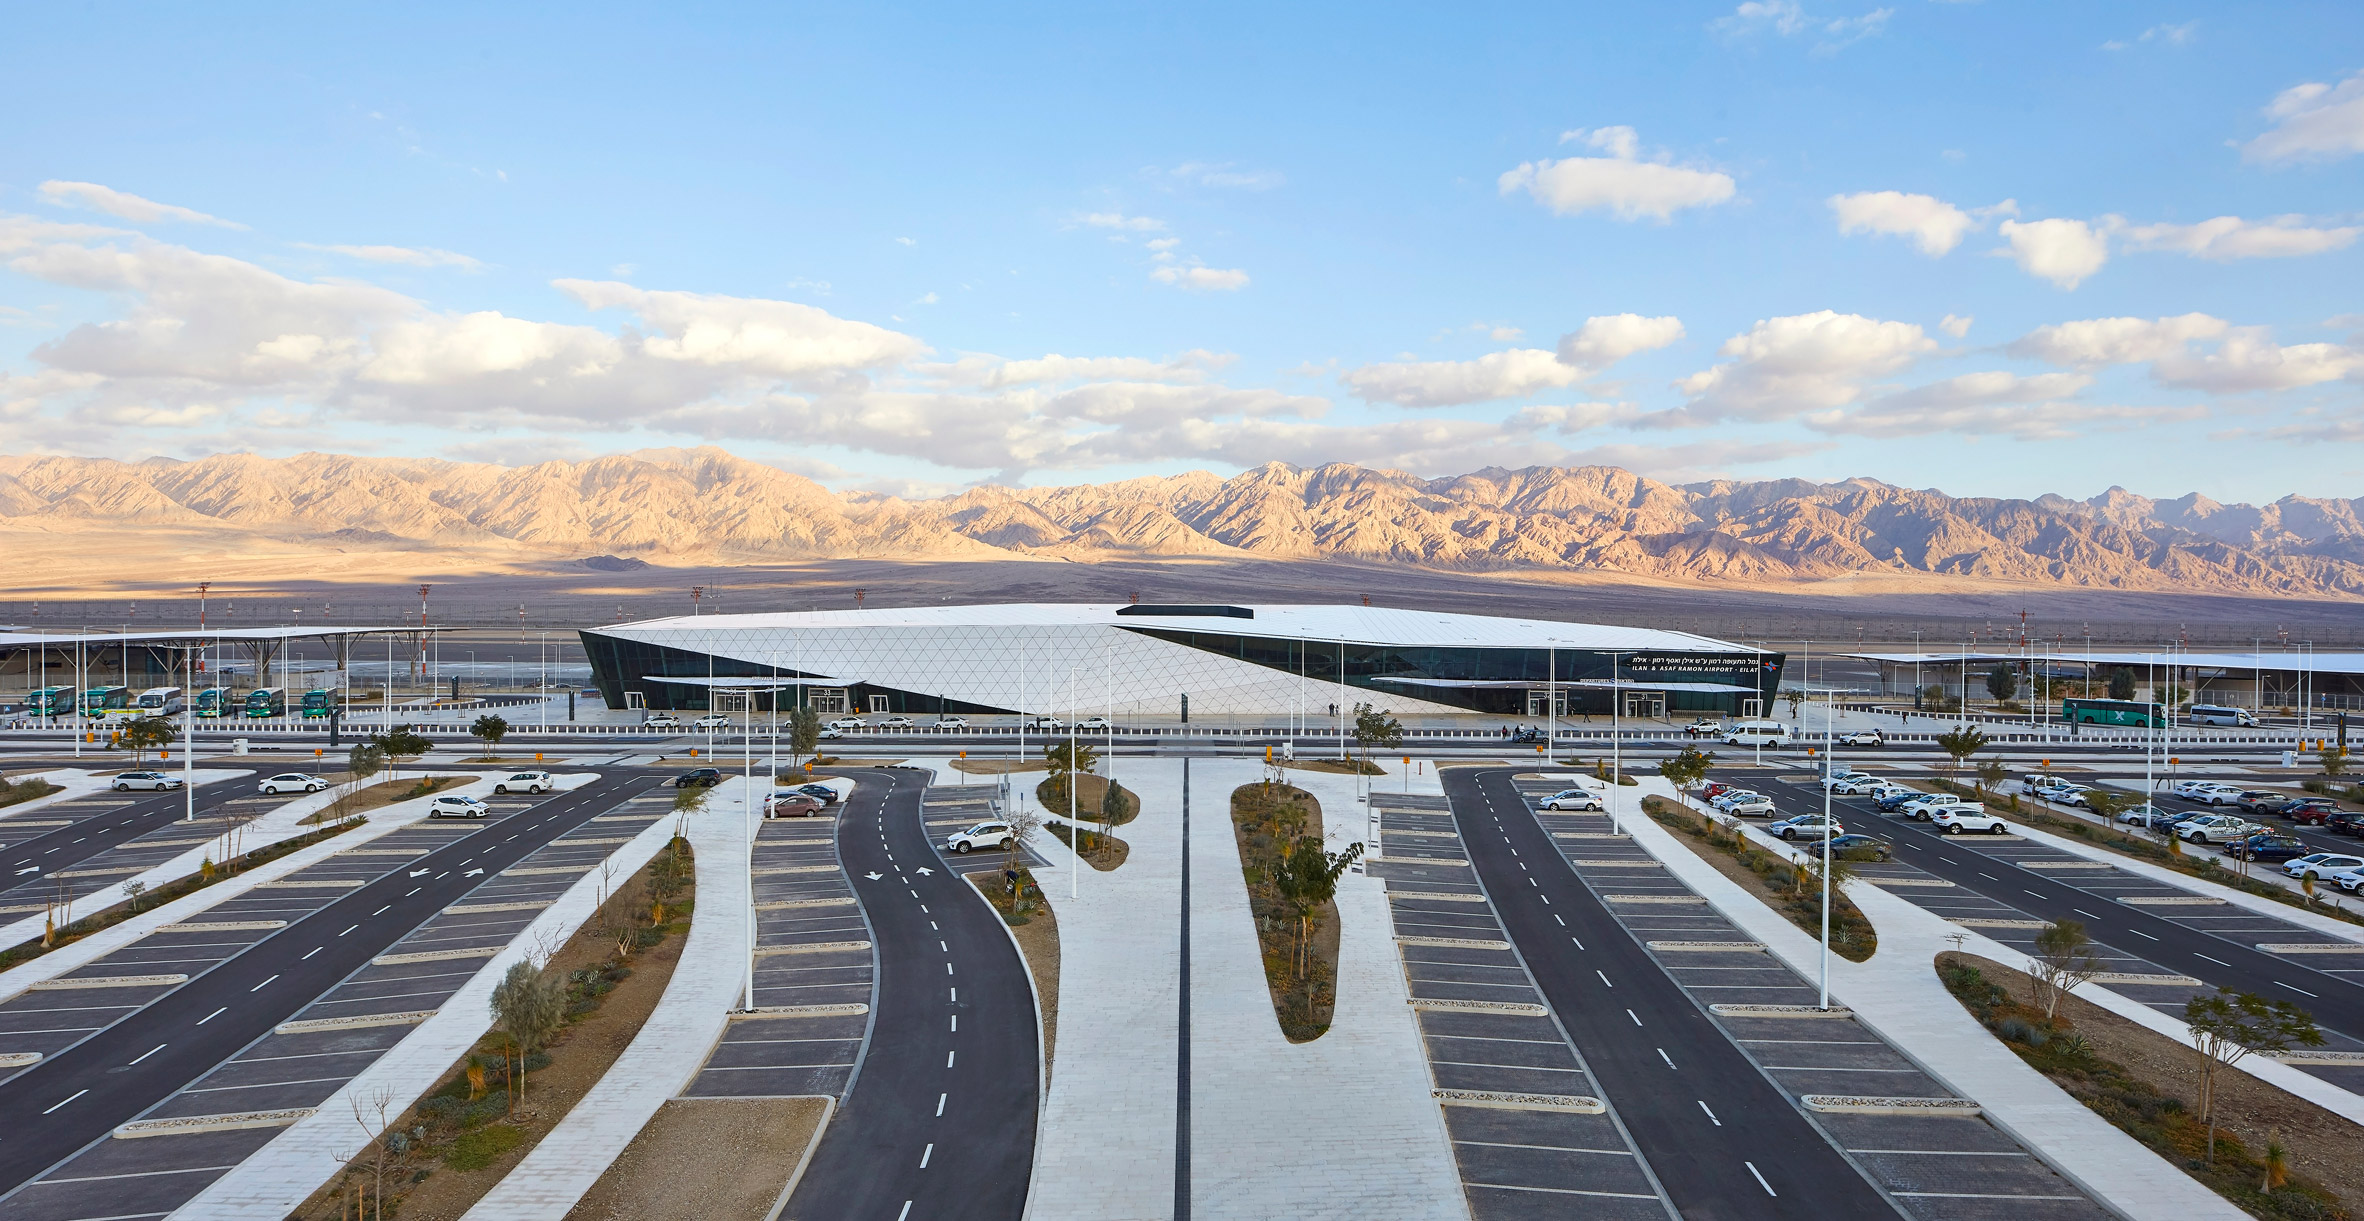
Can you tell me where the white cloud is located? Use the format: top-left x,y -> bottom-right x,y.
1343,349 -> 1581,407
1146,237 -> 1180,252
1556,314 -> 1686,372
1078,212 -> 1166,232
1827,190 -> 1995,256
2152,330 -> 2364,393
1809,398 -> 2196,440
921,350 -> 1234,388
1712,1 -> 1894,52
1157,163 -> 1285,191
1149,264 -> 1249,291
1666,310 -> 1935,423
558,280 -> 923,378
2120,215 -> 2360,260
895,236 -> 917,246
2245,71 -> 2364,164
1939,314 -> 1973,338
1996,217 -> 2112,289
36,181 -> 245,229
1500,128 -> 1735,223
2009,313 -> 2230,366
2106,21 -> 2197,50
304,243 -> 484,270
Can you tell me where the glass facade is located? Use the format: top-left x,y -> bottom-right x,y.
577,633 -> 1015,715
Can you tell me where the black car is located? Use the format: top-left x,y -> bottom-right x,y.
673,767 -> 723,789
2224,833 -> 2308,863
1828,833 -> 1892,861
795,783 -> 843,806
2325,810 -> 2364,838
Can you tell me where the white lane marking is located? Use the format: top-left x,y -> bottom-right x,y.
950,987 -> 957,1002
1698,1100 -> 1721,1126
1539,895 -> 1549,905
339,925 -> 357,936
2196,953 -> 2231,967
1745,1161 -> 1776,1196
1553,915 -> 1564,926
2131,929 -> 2158,941
42,1088 -> 86,1114
936,1092 -> 947,1117
197,1007 -> 226,1025
946,1050 -> 956,1068
920,1142 -> 934,1168
1658,1048 -> 1676,1070
1627,1010 -> 1641,1026
1595,971 -> 1612,989
2277,980 -> 2319,997
302,948 -> 321,960
251,975 -> 278,992
950,1015 -> 958,1032
897,1203 -> 912,1221
940,941 -> 948,952
130,1044 -> 166,1065
947,963 -> 955,976
2072,908 -> 2098,919
1571,936 -> 1584,950
372,906 -> 390,916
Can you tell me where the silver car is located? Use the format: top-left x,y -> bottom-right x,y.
112,771 -> 184,792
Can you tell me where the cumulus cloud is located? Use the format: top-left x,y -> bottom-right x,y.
2009,313 -> 2231,366
2103,21 -> 2197,51
1499,128 -> 1735,222
1078,212 -> 1166,232
1828,191 -> 2014,256
1996,217 -> 2113,289
37,181 -> 245,229
2244,70 -> 2364,164
2008,313 -> 2362,394
1149,263 -> 1249,291
1664,310 -> 1935,424
558,279 -> 923,378
920,350 -> 1234,388
1809,398 -> 2197,440
1342,315 -> 1682,407
2119,215 -> 2359,260
1155,163 -> 1285,191
1939,314 -> 1973,338
1712,1 -> 1894,52
304,243 -> 485,270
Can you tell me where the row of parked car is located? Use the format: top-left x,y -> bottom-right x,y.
641,713 -> 1113,734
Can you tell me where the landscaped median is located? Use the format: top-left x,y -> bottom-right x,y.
1231,781 -> 1361,1041
1641,794 -> 1876,961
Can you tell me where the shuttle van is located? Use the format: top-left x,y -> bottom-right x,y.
1722,720 -> 1796,747
2188,704 -> 2259,728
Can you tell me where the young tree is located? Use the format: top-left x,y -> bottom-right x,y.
120,716 -> 175,764
468,713 -> 509,760
2026,919 -> 2107,1021
2081,789 -> 2136,826
1985,664 -> 2017,704
488,959 -> 569,1111
2325,747 -> 2350,782
1975,759 -> 2010,796
1657,746 -> 1716,804
1351,702 -> 1405,772
1276,836 -> 1365,977
371,726 -> 431,778
1783,688 -> 1807,720
2107,667 -> 2137,702
1042,739 -> 1100,777
1934,725 -> 1992,782
671,783 -> 709,819
788,706 -> 821,762
2183,988 -> 2324,1162
337,742 -> 386,819
1003,800 -> 1045,894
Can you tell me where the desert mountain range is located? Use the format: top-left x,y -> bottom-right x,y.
0,448 -> 2358,599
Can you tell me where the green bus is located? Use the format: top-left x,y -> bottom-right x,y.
193,687 -> 234,718
29,687 -> 74,717
244,687 -> 288,719
83,685 -> 131,716
2063,697 -> 2163,728
301,688 -> 339,719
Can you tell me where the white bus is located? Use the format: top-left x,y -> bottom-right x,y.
135,686 -> 186,717
2188,704 -> 2259,728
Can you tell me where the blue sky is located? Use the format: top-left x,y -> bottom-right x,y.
4,1 -> 2362,503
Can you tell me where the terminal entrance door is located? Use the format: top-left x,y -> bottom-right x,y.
1525,690 -> 1569,717
809,688 -> 848,715
1742,698 -> 1763,719
1623,691 -> 1666,720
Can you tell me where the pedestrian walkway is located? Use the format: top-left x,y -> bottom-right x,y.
459,778 -> 756,1220
1625,779 -> 2247,1221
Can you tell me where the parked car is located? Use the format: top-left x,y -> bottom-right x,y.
1540,788 -> 1604,811
2337,870 -> 2364,894
1077,716 -> 1112,730
691,713 -> 732,731
1858,780 -> 1914,803
1723,795 -> 1778,817
2325,810 -> 2364,838
494,771 -> 553,795
931,716 -> 970,730
258,773 -> 327,795
1683,718 -> 1725,738
1029,716 -> 1068,731
1701,781 -> 1742,802
2224,834 -> 2308,863
764,791 -> 824,818
673,768 -> 723,789
817,726 -> 843,740
641,712 -> 682,729
878,715 -> 915,729
2277,798 -> 2340,826
1837,729 -> 1885,748
2289,854 -> 2364,883
1827,833 -> 1893,861
2115,804 -> 2173,828
2170,779 -> 2240,801
1931,805 -> 2010,835
1825,774 -> 1886,795
1875,789 -> 1931,813
826,717 -> 866,731
2175,814 -> 2262,844
796,777 -> 855,805
112,771 -> 184,792
1893,795 -> 1955,821
1710,789 -> 1764,811
1770,813 -> 1845,841
947,820 -> 1015,853
2231,790 -> 2292,815
428,795 -> 491,819
2201,787 -> 2270,807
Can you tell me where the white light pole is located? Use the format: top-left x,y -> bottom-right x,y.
1069,666 -> 1079,902
1609,652 -> 1625,836
1545,639 -> 1557,765
182,644 -> 196,821
743,677 -> 757,1013
1820,680 -> 1835,1010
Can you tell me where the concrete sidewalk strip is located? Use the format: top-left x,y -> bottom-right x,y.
2119,895 -> 2226,906
1648,940 -> 1767,952
1952,918 -> 2049,929
1396,935 -> 1510,949
1867,877 -> 1956,888
1603,893 -> 1706,904
1571,858 -> 1662,867
28,973 -> 188,989
754,940 -> 871,956
337,848 -> 429,856
1410,998 -> 1549,1016
0,1051 -> 40,1068
117,1109 -> 316,1139
374,947 -> 505,966
1434,1090 -> 1605,1113
2022,861 -> 2118,870
55,865 -> 147,877
446,900 -> 551,914
731,1002 -> 870,1020
257,878 -> 365,889
755,864 -> 837,875
1389,890 -> 1487,902
168,801 -> 681,1221
2270,1050 -> 2364,1066
456,779 -> 757,1221
275,1010 -> 439,1035
755,896 -> 856,911
501,866 -> 584,876
164,920 -> 289,932
1803,1095 -> 1983,1116
2257,942 -> 2364,954
2089,972 -> 2204,986
1708,1003 -> 1855,1018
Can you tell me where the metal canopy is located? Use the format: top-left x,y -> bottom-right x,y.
640,674 -> 858,689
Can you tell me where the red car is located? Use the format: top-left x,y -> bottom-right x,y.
764,791 -> 825,819
1701,781 -> 1739,801
2277,798 -> 2340,826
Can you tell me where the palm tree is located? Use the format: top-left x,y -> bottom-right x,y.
1935,725 -> 1991,783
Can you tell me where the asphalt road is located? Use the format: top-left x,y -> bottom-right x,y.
0,772 -> 252,902
1445,767 -> 1897,1220
1762,775 -> 2364,1037
785,768 -> 1038,1221
0,773 -> 652,1196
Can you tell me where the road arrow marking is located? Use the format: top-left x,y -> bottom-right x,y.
462,869 -> 484,877
14,867 -> 37,876
864,871 -> 884,880
409,869 -> 430,877
915,867 -> 935,876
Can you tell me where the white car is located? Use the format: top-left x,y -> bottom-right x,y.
2199,787 -> 2257,806
2040,783 -> 2095,807
1837,729 -> 1885,748
2290,854 -> 2364,882
1709,789 -> 1764,811
1077,716 -> 1112,730
931,717 -> 970,730
1932,806 -> 2010,835
112,771 -> 184,792
1895,794 -> 1953,821
2176,813 -> 2260,844
1540,788 -> 1603,811
877,715 -> 916,729
2020,773 -> 2069,796
2115,804 -> 2174,828
1858,780 -> 1914,802
258,773 -> 327,795
947,820 -> 1015,853
1683,718 -> 1725,738
641,712 -> 681,729
2169,779 -> 2238,801
494,771 -> 553,795
1723,795 -> 1777,817
826,717 -> 866,731
817,726 -> 843,740
1770,813 -> 1845,840
1029,716 -> 1068,731
1825,774 -> 1884,795
692,713 -> 732,731
428,795 -> 491,820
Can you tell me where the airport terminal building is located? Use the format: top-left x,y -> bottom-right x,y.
580,603 -> 1784,721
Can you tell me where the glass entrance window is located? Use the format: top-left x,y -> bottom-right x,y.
1524,691 -> 1569,716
